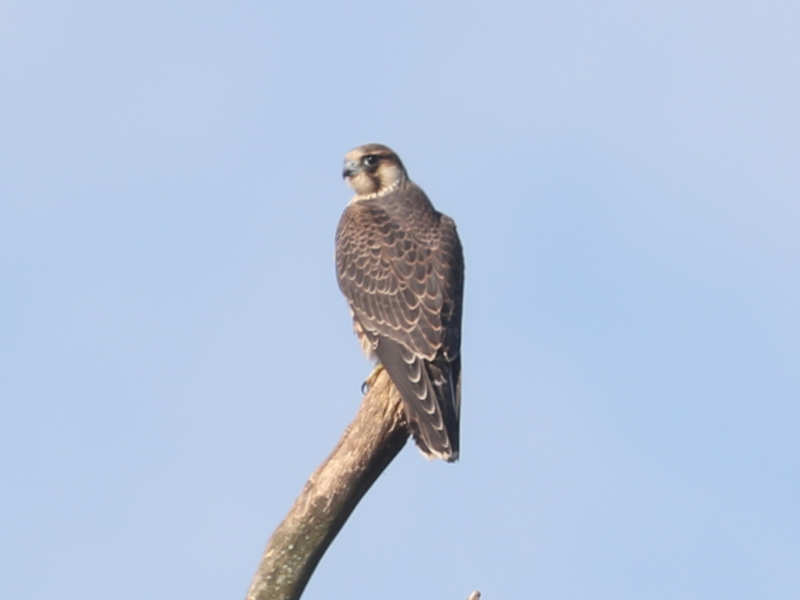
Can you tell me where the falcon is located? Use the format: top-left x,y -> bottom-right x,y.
335,144 -> 464,461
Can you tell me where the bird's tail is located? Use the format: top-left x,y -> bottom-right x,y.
376,339 -> 460,462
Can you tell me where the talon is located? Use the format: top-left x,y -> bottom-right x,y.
361,364 -> 385,395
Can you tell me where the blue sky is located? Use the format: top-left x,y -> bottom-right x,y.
2,1 -> 798,598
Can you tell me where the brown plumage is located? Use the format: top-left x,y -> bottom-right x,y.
335,144 -> 464,461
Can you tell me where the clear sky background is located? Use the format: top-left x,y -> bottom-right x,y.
2,2 -> 798,598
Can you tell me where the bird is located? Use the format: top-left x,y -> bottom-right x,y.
335,143 -> 464,461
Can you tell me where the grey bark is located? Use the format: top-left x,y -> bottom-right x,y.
245,369 -> 409,600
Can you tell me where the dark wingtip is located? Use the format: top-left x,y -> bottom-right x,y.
374,338 -> 460,464
407,417 -> 459,462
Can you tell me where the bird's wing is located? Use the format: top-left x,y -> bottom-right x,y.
336,191 -> 463,460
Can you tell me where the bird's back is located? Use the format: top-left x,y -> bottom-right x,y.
336,182 -> 464,461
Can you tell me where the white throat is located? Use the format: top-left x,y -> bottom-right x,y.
350,178 -> 403,204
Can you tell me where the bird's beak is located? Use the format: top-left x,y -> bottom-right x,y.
342,160 -> 361,179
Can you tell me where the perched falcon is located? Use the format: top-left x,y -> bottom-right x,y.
335,144 -> 464,462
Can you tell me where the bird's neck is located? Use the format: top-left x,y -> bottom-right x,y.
350,178 -> 406,204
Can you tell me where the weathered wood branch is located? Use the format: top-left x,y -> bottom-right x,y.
246,369 -> 409,600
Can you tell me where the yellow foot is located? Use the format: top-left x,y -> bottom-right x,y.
361,363 -> 385,395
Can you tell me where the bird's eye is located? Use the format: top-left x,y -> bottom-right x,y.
362,155 -> 379,168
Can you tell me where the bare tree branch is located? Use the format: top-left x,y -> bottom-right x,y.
246,369 -> 409,600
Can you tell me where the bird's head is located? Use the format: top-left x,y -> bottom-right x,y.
342,143 -> 407,199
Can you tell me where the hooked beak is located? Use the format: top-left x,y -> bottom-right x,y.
342,160 -> 361,179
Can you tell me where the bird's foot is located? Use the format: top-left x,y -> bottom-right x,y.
361,363 -> 385,395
